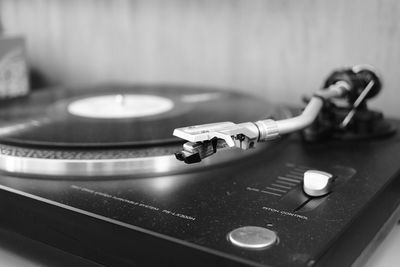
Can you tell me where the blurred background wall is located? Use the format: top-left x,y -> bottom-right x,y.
1,0 -> 399,116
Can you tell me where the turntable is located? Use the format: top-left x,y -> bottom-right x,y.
0,65 -> 399,266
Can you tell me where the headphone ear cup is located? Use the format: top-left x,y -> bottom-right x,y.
351,66 -> 382,100
323,65 -> 382,104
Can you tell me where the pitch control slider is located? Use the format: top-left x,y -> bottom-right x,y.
173,82 -> 349,164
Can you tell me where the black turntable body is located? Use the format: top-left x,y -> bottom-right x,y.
0,76 -> 399,266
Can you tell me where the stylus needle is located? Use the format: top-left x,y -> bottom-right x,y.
174,138 -> 230,164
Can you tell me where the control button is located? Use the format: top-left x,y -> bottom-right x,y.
303,170 -> 334,197
228,226 -> 277,249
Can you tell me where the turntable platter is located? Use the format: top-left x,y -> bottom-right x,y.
0,85 -> 289,177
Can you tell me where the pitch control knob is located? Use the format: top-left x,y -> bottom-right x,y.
303,170 -> 334,197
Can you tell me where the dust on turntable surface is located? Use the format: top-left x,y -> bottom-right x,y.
0,85 -> 289,177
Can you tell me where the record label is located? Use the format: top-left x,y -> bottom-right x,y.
67,94 -> 174,119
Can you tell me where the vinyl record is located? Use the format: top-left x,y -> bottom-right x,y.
0,84 -> 292,177
0,85 -> 279,148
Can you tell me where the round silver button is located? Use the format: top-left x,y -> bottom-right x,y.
228,226 -> 277,250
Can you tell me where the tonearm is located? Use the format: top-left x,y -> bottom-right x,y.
173,65 -> 394,163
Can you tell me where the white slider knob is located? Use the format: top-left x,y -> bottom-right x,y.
303,170 -> 334,197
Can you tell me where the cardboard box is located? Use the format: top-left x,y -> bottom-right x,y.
0,36 -> 29,98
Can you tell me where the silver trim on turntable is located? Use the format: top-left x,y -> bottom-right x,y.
0,144 -> 261,178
